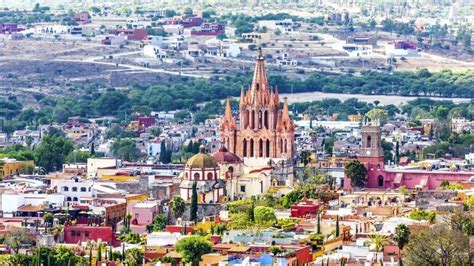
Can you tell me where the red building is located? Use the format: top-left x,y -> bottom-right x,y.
182,17 -> 203,28
64,225 -> 120,246
191,23 -> 225,36
164,225 -> 194,234
112,29 -> 148,41
290,200 -> 320,218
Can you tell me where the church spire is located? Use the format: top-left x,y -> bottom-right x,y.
249,48 -> 269,102
239,87 -> 246,108
220,97 -> 236,130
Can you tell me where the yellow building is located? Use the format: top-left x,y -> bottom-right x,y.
0,159 -> 35,179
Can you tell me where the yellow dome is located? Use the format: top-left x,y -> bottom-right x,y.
185,145 -> 218,169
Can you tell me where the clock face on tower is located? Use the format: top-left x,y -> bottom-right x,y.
366,150 -> 371,155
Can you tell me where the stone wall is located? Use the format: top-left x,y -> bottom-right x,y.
175,204 -> 223,223
416,191 -> 457,209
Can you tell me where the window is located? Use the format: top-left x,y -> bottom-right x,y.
66,197 -> 72,201
73,197 -> 78,201
378,175 -> 384,187
76,231 -> 81,236
63,186 -> 69,192
367,136 -> 372,148
84,231 -> 89,237
194,173 -> 200,180
243,139 -> 247,157
240,185 -> 246,192
80,187 -> 86,192
72,187 -> 78,192
71,231 -> 76,236
207,172 -> 213,180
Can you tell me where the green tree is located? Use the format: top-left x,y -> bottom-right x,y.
183,7 -> 193,17
124,248 -> 143,266
366,108 -> 388,126
404,224 -> 470,265
344,160 -> 368,188
65,151 -> 90,164
190,182 -> 198,222
169,196 -> 186,219
110,139 -> 140,161
335,215 -> 340,237
394,224 -> 410,264
4,228 -> 32,254
254,206 -> 276,227
35,134 -> 73,172
300,150 -> 312,167
152,214 -> 168,231
175,236 -> 212,266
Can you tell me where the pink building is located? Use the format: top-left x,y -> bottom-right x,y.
129,202 -> 160,225
353,124 -> 473,190
73,12 -> 91,24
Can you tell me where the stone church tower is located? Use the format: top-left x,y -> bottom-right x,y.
219,49 -> 295,160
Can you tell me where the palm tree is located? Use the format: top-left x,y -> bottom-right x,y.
394,224 -> 410,265
49,225 -> 64,242
367,234 -> 391,262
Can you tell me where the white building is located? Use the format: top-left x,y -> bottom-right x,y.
87,158 -> 120,178
52,177 -> 95,205
1,192 -> 65,217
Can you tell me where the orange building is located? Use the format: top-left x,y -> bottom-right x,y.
220,49 -> 295,160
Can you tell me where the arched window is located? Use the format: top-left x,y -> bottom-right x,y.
243,139 -> 247,157
185,172 -> 189,179
80,187 -> 86,192
62,186 -> 69,192
284,139 -> 288,153
228,166 -> 234,173
73,197 -> 78,202
251,110 -> 255,129
264,110 -> 269,129
245,110 -> 250,128
280,138 -> 283,153
194,173 -> 200,180
72,187 -> 78,192
266,139 -> 270,157
258,110 -> 262,129
367,135 -> 372,148
66,197 -> 72,201
378,175 -> 384,187
207,172 -> 213,180
258,139 -> 263,157
250,139 -> 254,157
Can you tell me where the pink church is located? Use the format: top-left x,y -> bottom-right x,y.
351,124 -> 472,190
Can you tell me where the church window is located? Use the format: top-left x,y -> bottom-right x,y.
264,111 -> 269,129
243,139 -> 247,157
258,139 -> 263,157
194,173 -> 200,180
245,110 -> 250,128
266,139 -> 270,157
378,175 -> 384,187
280,138 -> 283,153
207,173 -> 213,180
250,139 -> 254,157
258,111 -> 262,129
251,110 -> 255,129
228,166 -> 234,173
367,136 -> 372,148
284,139 -> 288,153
